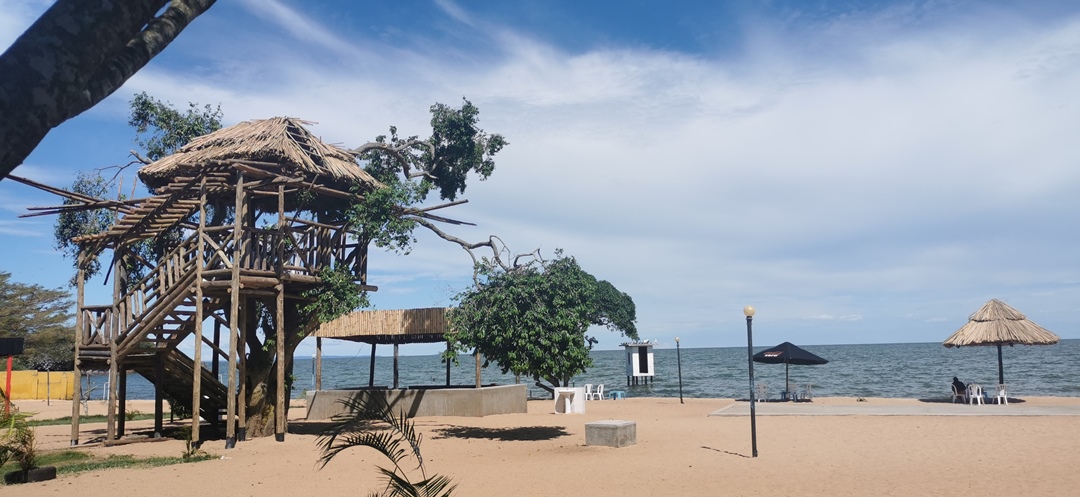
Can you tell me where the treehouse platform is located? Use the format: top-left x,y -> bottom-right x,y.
15,117 -> 396,447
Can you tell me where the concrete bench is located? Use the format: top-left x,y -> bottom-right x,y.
585,419 -> 636,447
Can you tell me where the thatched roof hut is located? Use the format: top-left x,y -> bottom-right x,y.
313,308 -> 453,389
138,117 -> 382,193
315,307 -> 450,344
943,299 -> 1060,386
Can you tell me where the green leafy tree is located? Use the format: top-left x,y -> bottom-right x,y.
128,91 -> 223,164
53,172 -> 119,281
445,251 -> 638,393
344,98 -> 507,256
0,272 -> 74,371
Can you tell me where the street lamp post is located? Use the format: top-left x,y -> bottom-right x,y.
744,305 -> 758,458
675,337 -> 683,404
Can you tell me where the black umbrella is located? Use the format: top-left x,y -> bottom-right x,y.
752,342 -> 829,395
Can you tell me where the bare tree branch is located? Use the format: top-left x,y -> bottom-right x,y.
411,218 -> 540,286
348,139 -> 438,180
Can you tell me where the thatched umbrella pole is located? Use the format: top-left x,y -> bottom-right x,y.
997,344 -> 1004,386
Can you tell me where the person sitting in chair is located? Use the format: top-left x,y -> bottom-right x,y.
951,376 -> 968,401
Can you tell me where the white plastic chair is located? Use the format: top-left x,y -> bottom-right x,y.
950,384 -> 966,403
995,384 -> 1008,405
967,384 -> 984,405
755,382 -> 768,403
589,384 -> 605,401
583,384 -> 594,400
800,383 -> 813,402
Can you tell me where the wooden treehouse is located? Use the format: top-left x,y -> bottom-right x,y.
16,117 -> 387,447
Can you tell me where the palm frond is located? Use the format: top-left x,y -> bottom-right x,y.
316,394 -> 457,496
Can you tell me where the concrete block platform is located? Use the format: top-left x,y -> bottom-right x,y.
585,419 -> 636,447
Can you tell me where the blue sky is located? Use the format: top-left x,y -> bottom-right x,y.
1,0 -> 1078,358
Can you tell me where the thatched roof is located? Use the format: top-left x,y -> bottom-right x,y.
138,117 -> 382,191
943,299 -> 1060,348
315,307 -> 451,345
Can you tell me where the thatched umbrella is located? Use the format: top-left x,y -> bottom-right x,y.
943,299 -> 1059,385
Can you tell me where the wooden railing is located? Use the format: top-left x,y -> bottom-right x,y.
201,221 -> 364,277
115,232 -> 200,338
79,305 -> 114,348
79,218 -> 367,353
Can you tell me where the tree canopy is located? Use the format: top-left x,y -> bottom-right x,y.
0,272 -> 74,370
445,252 -> 638,391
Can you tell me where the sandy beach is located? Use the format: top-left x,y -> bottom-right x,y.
7,396 -> 1080,496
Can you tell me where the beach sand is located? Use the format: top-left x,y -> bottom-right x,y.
7,396 -> 1080,496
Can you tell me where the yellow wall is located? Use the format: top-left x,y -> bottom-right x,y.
0,371 -> 75,400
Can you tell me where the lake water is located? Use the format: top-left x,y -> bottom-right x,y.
92,339 -> 1079,401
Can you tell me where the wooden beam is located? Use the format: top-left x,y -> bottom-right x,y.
191,179 -> 206,447
315,337 -> 322,391
225,173 -> 243,449
70,257 -> 85,446
275,184 -> 287,442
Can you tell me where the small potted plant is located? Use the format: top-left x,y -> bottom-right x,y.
1,411 -> 56,484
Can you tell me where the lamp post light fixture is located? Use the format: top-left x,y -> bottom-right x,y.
675,337 -> 683,404
744,305 -> 758,458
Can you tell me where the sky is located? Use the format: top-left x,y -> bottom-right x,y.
1,0 -> 1078,358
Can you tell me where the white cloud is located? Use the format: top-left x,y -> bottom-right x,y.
3,2 -> 1078,352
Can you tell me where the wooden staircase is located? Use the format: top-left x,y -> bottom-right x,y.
77,232 -> 231,425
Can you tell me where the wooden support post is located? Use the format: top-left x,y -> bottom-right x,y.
315,337 -> 322,391
117,367 -> 127,435
393,343 -> 400,389
275,286 -> 285,442
212,319 -> 221,380
106,356 -> 118,441
445,342 -> 451,386
226,174 -> 243,449
70,258 -> 85,446
106,254 -> 122,442
274,184 -> 286,442
154,352 -> 164,437
192,180 -> 207,447
238,301 -> 249,442
368,343 -> 377,387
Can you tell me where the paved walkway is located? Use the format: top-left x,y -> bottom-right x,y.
709,401 -> 1080,417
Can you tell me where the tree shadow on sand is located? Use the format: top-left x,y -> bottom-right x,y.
430,425 -> 570,441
